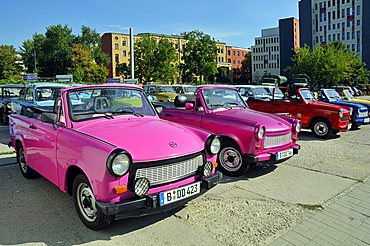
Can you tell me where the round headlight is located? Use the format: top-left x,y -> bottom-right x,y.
107,150 -> 131,177
206,135 -> 221,155
256,126 -> 265,140
203,161 -> 213,177
6,103 -> 11,109
210,137 -> 221,155
339,108 -> 344,117
134,178 -> 150,197
112,154 -> 130,176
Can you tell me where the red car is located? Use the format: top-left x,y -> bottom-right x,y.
246,88 -> 351,138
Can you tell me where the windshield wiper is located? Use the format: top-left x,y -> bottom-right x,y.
113,108 -> 144,117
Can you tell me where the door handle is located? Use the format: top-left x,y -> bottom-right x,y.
29,125 -> 37,130
164,113 -> 173,116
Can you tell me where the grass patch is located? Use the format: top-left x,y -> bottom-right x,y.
0,151 -> 15,156
297,204 -> 323,210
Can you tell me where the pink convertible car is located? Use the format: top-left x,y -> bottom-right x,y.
159,86 -> 301,176
9,84 -> 222,230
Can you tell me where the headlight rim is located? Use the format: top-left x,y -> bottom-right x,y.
205,134 -> 222,156
293,120 -> 301,133
339,108 -> 344,118
106,149 -> 132,177
255,125 -> 266,141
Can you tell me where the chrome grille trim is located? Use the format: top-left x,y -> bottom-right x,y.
135,155 -> 203,186
359,110 -> 368,118
264,132 -> 292,148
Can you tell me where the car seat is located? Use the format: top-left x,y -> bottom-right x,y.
94,97 -> 110,113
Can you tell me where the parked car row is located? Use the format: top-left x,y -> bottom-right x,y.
2,81 -> 369,230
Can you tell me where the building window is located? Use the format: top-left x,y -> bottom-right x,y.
122,40 -> 126,46
237,51 -> 240,56
352,32 -> 355,39
347,32 -> 350,40
333,23 -> 336,29
352,44 -> 355,51
115,54 -> 119,63
114,43 -> 119,50
342,9 -> 345,18
357,6 -> 360,15
337,23 -> 340,29
228,50 -> 230,55
357,19 -> 361,26
115,36 -> 118,40
228,58 -> 231,63
123,50 -> 127,57
233,51 -> 236,55
233,60 -> 236,64
337,33 -> 340,40
320,26 -> 323,32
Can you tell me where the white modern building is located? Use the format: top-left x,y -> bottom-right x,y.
251,27 -> 280,82
299,0 -> 370,69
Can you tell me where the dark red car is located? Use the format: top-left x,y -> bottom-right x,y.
246,88 -> 351,138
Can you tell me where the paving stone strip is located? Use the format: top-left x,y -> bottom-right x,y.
270,178 -> 370,246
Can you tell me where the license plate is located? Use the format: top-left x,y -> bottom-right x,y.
365,118 -> 370,123
276,148 -> 294,161
347,123 -> 352,129
159,182 -> 201,206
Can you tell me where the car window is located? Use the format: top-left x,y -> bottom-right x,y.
25,88 -> 34,101
2,87 -> 22,98
68,87 -> 156,121
35,87 -> 63,102
202,88 -> 247,110
158,86 -> 175,93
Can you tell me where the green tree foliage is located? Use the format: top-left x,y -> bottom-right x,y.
116,62 -> 131,79
134,35 -> 178,83
20,25 -> 109,81
0,45 -> 22,80
289,42 -> 368,88
68,44 -> 108,84
181,30 -> 217,84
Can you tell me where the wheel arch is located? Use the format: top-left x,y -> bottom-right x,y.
66,165 -> 86,196
309,116 -> 332,129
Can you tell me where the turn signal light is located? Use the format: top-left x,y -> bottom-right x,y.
113,185 -> 128,195
255,145 -> 264,151
293,137 -> 299,143
212,162 -> 218,168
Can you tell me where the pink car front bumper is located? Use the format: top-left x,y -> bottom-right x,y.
244,144 -> 300,164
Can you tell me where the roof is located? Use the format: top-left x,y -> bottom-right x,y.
0,84 -> 25,88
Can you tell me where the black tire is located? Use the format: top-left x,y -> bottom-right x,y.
0,109 -> 5,125
73,174 -> 113,230
217,140 -> 250,177
17,145 -> 40,179
311,118 -> 333,138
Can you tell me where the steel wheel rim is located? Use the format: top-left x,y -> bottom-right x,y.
19,149 -> 27,173
314,122 -> 328,136
77,183 -> 97,222
219,147 -> 242,172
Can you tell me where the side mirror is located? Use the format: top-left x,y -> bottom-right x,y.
174,95 -> 188,107
185,103 -> 194,110
41,112 -> 57,124
155,106 -> 164,114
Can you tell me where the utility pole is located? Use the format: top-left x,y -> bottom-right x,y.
34,49 -> 37,73
129,28 -> 135,80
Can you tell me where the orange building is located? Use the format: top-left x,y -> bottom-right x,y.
226,46 -> 251,69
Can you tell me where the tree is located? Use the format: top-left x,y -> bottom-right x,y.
75,25 -> 110,67
181,30 -> 217,84
289,42 -> 368,88
232,52 -> 252,84
134,35 -> 178,83
116,62 -> 131,79
68,44 -> 108,84
0,45 -> 22,80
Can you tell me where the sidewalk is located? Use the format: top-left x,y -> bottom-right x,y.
270,178 -> 370,246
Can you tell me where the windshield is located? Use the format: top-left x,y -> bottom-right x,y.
158,86 -> 175,93
202,88 -> 247,110
344,90 -> 354,100
2,87 -> 22,98
252,88 -> 269,96
68,87 -> 156,121
35,87 -> 65,101
300,90 -> 316,103
264,87 -> 284,98
324,90 -> 341,101
184,86 -> 197,93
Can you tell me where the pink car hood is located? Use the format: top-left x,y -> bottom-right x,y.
74,117 -> 208,162
213,108 -> 292,133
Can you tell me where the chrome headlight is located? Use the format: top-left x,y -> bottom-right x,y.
106,149 -> 131,177
134,178 -> 150,197
206,134 -> 221,155
339,108 -> 344,118
293,120 -> 301,133
255,125 -> 266,140
6,103 -> 11,109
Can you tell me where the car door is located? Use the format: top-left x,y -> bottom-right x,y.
25,114 -> 58,186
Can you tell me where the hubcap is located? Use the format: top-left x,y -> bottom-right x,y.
77,183 -> 97,222
219,147 -> 242,172
19,149 -> 27,173
314,122 -> 328,136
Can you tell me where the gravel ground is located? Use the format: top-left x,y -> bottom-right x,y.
176,197 -> 314,246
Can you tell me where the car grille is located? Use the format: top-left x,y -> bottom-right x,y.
342,116 -> 349,121
359,110 -> 368,118
264,133 -> 292,148
135,155 -> 203,186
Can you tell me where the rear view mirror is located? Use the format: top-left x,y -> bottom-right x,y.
185,103 -> 194,110
41,112 -> 57,124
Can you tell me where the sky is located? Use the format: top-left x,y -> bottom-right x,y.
0,0 -> 299,50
